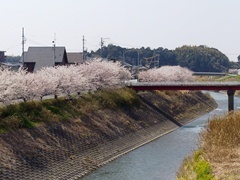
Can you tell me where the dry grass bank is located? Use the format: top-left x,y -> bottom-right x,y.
178,111 -> 240,179
201,111 -> 240,179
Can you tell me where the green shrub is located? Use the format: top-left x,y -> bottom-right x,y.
0,104 -> 20,117
193,151 -> 214,180
177,150 -> 215,180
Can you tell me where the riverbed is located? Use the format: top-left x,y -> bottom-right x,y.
83,92 -> 235,180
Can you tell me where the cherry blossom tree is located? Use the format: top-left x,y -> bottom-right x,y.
33,67 -> 59,100
80,59 -> 131,90
0,67 -> 18,103
0,58 -> 132,104
138,66 -> 193,82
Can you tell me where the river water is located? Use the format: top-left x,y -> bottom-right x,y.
83,92 -> 238,180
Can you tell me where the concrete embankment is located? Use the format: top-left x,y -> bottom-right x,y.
0,90 -> 217,179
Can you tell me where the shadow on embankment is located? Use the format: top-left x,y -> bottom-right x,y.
138,95 -> 183,127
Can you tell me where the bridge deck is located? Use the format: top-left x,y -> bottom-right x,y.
192,72 -> 226,76
126,82 -> 240,91
126,81 -> 239,111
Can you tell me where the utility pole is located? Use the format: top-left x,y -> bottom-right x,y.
100,37 -> 109,58
82,35 -> 85,62
152,50 -> 160,68
138,51 -> 140,66
22,27 -> 25,67
52,33 -> 56,67
153,50 -> 156,68
100,37 -> 104,58
122,50 -> 125,63
156,54 -> 160,67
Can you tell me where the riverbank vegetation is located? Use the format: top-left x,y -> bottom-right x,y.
0,88 -> 139,133
177,111 -> 240,179
177,150 -> 214,180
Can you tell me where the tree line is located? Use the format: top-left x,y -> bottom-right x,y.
6,45 -> 239,72
89,44 -> 236,72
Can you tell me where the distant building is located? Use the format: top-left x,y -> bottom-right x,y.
228,69 -> 240,75
67,52 -> 84,65
0,62 -> 20,71
20,47 -> 68,72
122,61 -> 132,71
0,51 -> 6,62
131,65 -> 148,79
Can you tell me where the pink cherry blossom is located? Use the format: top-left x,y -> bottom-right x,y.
0,59 -> 132,104
138,66 -> 193,82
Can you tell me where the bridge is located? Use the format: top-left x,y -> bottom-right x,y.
126,82 -> 240,111
192,72 -> 226,76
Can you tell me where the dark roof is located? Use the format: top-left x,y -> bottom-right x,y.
0,62 -> 20,71
122,61 -> 132,67
132,65 -> 148,70
20,47 -> 68,71
67,52 -> 83,64
1,62 -> 21,66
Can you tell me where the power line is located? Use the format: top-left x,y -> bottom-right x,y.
5,43 -> 22,50
100,38 -> 103,57
27,38 -> 45,46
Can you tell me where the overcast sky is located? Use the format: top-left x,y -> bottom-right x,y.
1,0 -> 240,61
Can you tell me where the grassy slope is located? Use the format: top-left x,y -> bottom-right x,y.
0,88 -> 216,134
0,88 -> 140,133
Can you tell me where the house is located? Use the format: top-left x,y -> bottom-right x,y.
0,52 -> 21,70
0,62 -> 20,71
67,52 -> 84,65
131,65 -> 148,78
0,51 -> 5,62
122,61 -> 132,71
228,69 -> 239,75
20,47 -> 68,72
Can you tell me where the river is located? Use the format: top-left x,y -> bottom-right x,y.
83,91 -> 237,180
